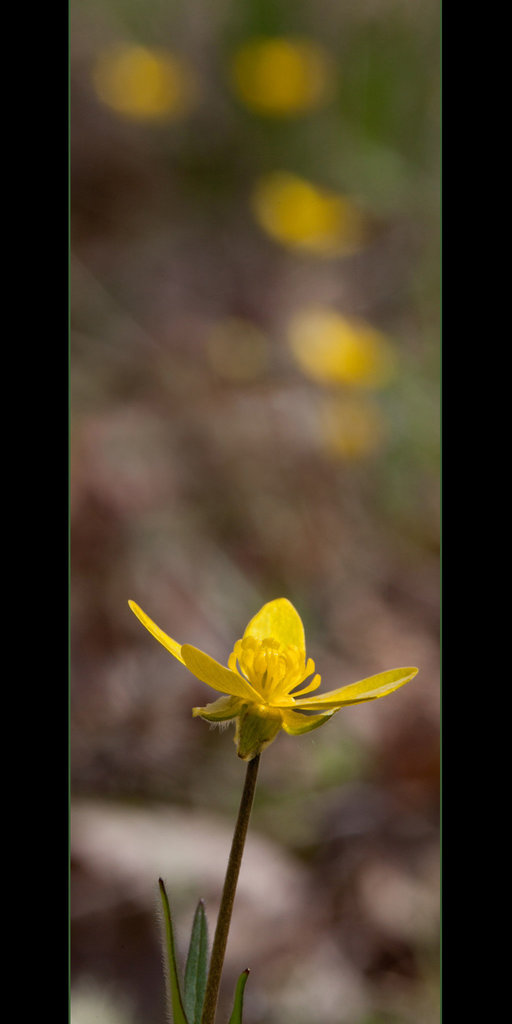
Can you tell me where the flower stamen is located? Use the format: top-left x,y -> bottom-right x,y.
227,636 -> 320,705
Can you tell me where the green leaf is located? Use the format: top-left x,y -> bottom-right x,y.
228,969 -> 250,1024
158,878 -> 189,1024
184,900 -> 209,1024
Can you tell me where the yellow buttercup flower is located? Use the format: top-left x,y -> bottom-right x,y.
251,172 -> 366,256
287,307 -> 396,387
318,395 -> 386,459
92,44 -> 197,121
230,37 -> 333,116
129,597 -> 418,760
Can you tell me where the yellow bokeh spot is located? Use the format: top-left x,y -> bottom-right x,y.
92,44 -> 197,120
230,37 -> 334,116
318,396 -> 386,460
287,307 -> 396,388
251,172 -> 366,256
205,318 -> 269,381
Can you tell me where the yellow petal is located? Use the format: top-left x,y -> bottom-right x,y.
181,645 -> 262,701
128,601 -> 185,664
292,667 -> 418,709
280,707 -> 334,735
243,598 -> 305,649
288,671 -> 322,697
192,696 -> 243,721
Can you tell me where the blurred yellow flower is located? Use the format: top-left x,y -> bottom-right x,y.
288,307 -> 396,387
129,597 -> 417,760
230,37 -> 334,116
205,317 -> 269,381
251,172 -> 366,256
92,44 -> 197,120
318,395 -> 386,459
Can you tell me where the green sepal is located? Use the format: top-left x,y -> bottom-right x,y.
158,878 -> 189,1024
228,969 -> 250,1024
184,899 -> 209,1024
235,707 -> 282,760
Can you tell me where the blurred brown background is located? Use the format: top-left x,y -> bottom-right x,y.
70,1 -> 440,1022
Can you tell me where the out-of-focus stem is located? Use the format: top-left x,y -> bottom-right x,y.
200,755 -> 260,1024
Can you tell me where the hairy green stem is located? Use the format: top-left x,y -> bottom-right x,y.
201,755 -> 260,1024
